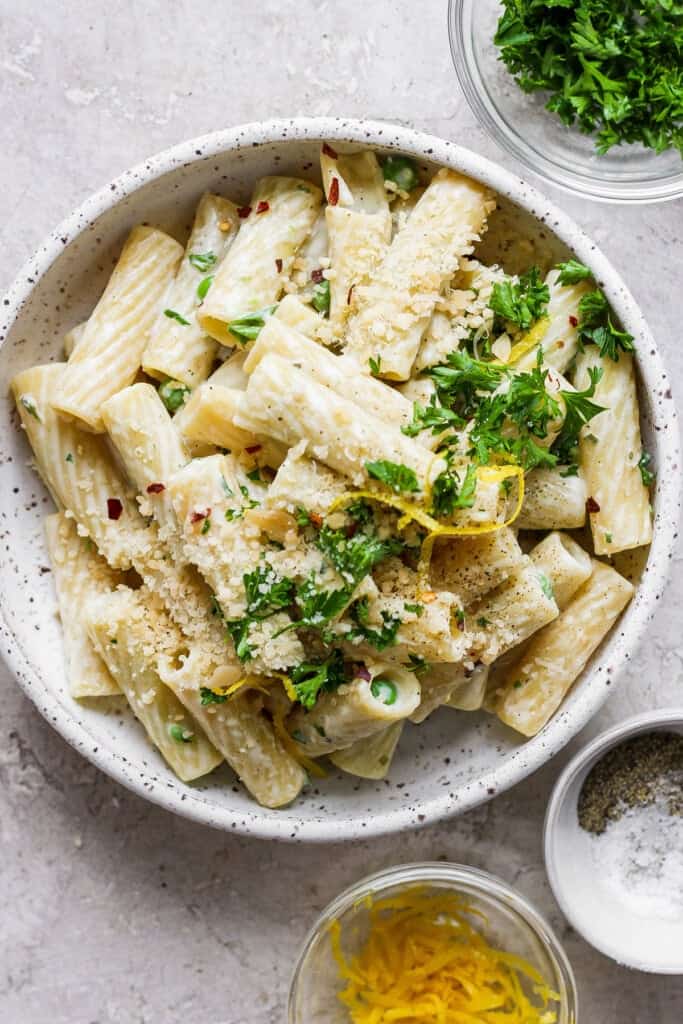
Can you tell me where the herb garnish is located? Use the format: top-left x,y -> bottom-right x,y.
490,267 -> 549,331
197,276 -> 214,301
349,597 -> 402,651
311,279 -> 330,316
366,459 -> 420,495
164,309 -> 191,326
494,1 -> 683,157
200,687 -> 228,705
555,259 -> 593,286
227,305 -> 277,343
289,648 -> 346,710
639,450 -> 655,488
188,251 -> 217,272
430,462 -> 478,518
577,290 -> 635,361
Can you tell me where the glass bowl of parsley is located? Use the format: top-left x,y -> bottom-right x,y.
449,0 -> 683,203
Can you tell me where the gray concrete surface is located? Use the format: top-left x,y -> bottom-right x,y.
1,2 -> 682,1021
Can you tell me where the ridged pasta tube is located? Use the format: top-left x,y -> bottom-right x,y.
344,169 -> 495,379
53,225 -> 183,431
142,193 -> 240,387
45,512 -> 121,698
287,664 -> 421,756
198,177 -> 322,346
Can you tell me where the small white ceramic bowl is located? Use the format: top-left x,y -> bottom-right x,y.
544,709 -> 683,973
0,118 -> 680,841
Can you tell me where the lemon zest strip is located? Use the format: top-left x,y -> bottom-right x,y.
503,315 -> 551,365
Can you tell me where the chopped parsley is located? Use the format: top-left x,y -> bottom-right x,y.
164,309 -> 191,326
196,275 -> 214,301
201,517 -> 211,534
404,602 -> 424,617
402,397 -> 464,437
349,598 -> 401,651
200,687 -> 228,705
407,654 -> 430,676
430,462 -> 478,518
158,379 -> 190,414
227,305 -> 277,343
551,366 -> 605,468
366,459 -> 420,495
292,574 -> 350,634
246,467 -> 262,483
555,259 -> 593,286
369,355 -> 382,376
639,450 -> 655,487
577,290 -> 635,361
295,507 -> 311,528
188,251 -> 217,272
289,648 -> 346,709
494,1 -> 683,157
65,452 -> 74,463
382,155 -> 420,192
311,278 -> 330,316
426,350 -> 505,419
19,395 -> 41,422
315,524 -> 403,586
226,562 -> 296,662
490,266 -> 549,331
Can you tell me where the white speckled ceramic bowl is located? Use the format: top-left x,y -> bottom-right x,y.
0,119 -> 679,842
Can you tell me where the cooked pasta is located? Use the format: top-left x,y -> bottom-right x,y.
12,146 -> 649,805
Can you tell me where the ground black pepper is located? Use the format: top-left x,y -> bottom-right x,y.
577,731 -> 683,835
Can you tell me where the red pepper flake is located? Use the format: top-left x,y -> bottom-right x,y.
347,284 -> 355,306
191,507 -> 211,524
569,315 -> 578,327
354,664 -> 372,682
311,267 -> 324,283
255,200 -> 270,214
275,258 -> 283,274
245,444 -> 262,454
345,519 -> 358,539
237,205 -> 252,218
328,177 -> 340,206
309,512 -> 323,529
586,497 -> 601,514
107,498 -> 123,521
146,482 -> 165,494
322,142 -> 338,159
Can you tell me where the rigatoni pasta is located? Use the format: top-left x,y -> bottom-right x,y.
12,146 -> 650,806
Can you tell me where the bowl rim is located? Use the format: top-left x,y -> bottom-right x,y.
544,707 -> 683,973
288,860 -> 578,1023
448,0 -> 683,204
1,116 -> 680,842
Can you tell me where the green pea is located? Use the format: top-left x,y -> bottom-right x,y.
158,379 -> 190,414
370,678 -> 398,706
382,156 -> 420,192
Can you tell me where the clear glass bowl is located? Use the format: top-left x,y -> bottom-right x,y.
448,0 -> 683,203
288,862 -> 578,1023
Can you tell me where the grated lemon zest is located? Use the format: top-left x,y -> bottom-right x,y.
503,316 -> 551,366
330,887 -> 561,1024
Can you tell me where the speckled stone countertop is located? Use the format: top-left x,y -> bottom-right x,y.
1,3 -> 682,1021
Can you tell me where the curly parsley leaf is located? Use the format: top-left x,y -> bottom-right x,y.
578,290 -> 635,361
200,687 -> 228,706
490,267 -> 549,330
289,648 -> 346,709
349,598 -> 402,651
555,259 -> 593,286
316,525 -> 403,586
639,450 -> 656,487
158,379 -> 190,414
494,1 -> 683,157
552,366 -> 605,467
311,279 -> 330,316
365,459 -> 420,494
430,462 -> 478,518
